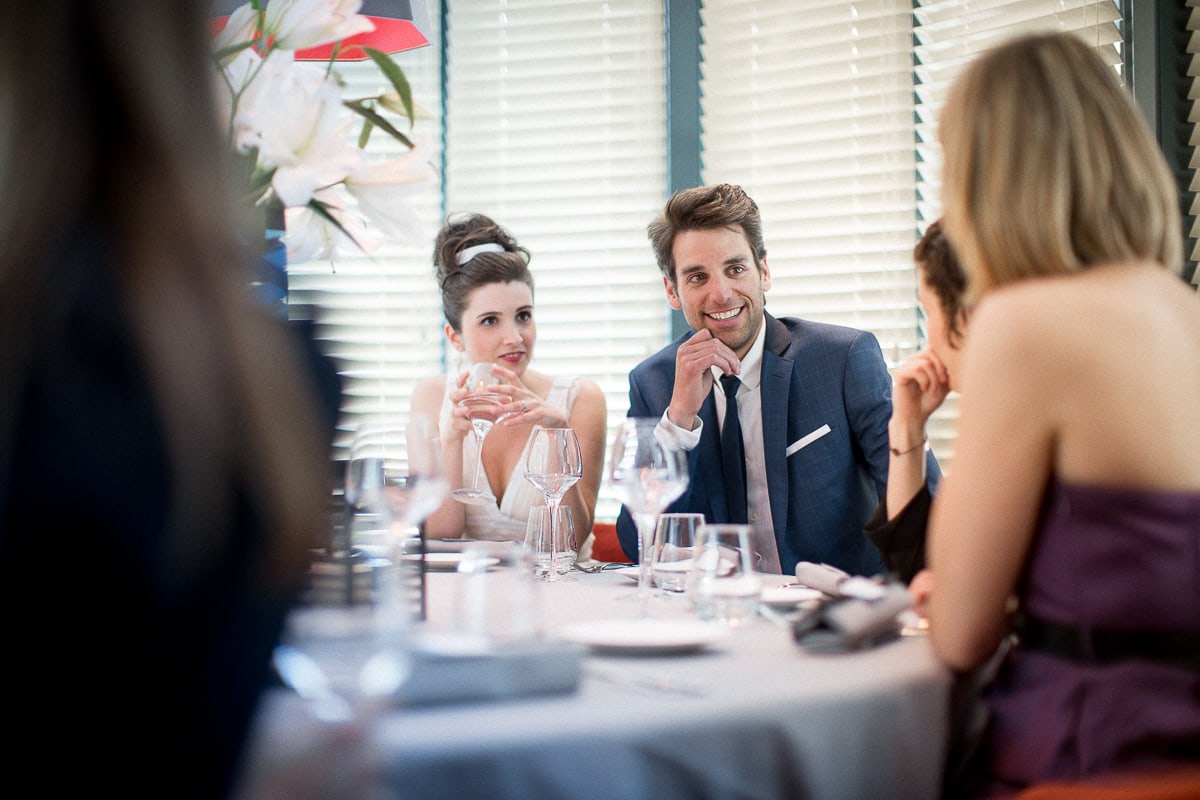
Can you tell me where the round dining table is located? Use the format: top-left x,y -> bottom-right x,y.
235,553 -> 952,800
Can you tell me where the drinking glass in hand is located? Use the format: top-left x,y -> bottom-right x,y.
522,427 -> 583,581
606,418 -> 689,613
452,362 -> 508,505
651,513 -> 705,593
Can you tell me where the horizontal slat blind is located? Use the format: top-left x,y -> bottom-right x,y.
445,0 -> 667,521
285,18 -> 446,452
912,0 -> 1125,466
699,1 -> 921,367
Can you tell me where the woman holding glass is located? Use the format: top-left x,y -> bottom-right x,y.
411,213 -> 607,545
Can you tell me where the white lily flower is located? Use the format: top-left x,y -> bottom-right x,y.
211,2 -> 260,65
265,0 -> 375,51
345,150 -> 434,243
234,51 -> 365,207
285,188 -> 380,262
210,0 -> 427,265
216,48 -> 261,138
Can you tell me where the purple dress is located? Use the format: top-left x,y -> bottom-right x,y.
981,479 -> 1200,793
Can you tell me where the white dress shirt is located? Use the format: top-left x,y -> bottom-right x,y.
659,320 -> 782,573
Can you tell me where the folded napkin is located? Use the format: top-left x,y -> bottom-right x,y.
791,581 -> 912,654
794,561 -> 850,595
794,561 -> 895,600
397,633 -> 582,707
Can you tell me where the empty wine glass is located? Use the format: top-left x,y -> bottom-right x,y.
606,418 -> 689,614
345,423 -> 394,553
347,418 -> 448,549
522,427 -> 583,582
451,363 -> 508,505
276,416 -> 448,719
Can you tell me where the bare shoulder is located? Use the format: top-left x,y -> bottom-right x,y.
411,373 -> 447,415
569,376 -> 608,421
572,376 -> 606,403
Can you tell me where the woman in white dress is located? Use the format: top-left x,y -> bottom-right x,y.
412,213 -> 607,545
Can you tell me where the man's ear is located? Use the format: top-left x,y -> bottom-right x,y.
759,258 -> 772,292
663,275 -> 683,311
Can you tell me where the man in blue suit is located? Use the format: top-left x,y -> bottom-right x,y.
616,184 -> 940,575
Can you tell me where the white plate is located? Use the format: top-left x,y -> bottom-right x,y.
760,584 -> 825,607
557,618 -> 729,655
402,552 -> 501,571
614,566 -> 643,582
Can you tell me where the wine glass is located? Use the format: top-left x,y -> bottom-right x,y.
451,363 -> 509,505
606,418 -> 689,614
276,416 -> 448,718
344,423 -> 392,554
522,427 -> 583,583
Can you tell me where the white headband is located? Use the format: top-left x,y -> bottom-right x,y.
455,242 -> 506,265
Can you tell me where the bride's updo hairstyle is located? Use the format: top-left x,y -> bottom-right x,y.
434,212 -> 533,332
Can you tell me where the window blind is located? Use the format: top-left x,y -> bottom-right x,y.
912,0 -> 1125,466
698,1 -> 1123,474
443,0 -> 668,521
287,0 -> 1130,496
285,16 -> 447,454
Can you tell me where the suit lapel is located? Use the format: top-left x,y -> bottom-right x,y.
760,314 -> 794,545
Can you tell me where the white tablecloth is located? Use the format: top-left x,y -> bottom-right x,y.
238,567 -> 952,800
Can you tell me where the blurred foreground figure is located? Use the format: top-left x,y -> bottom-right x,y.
0,2 -> 334,797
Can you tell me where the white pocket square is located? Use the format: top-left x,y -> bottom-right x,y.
786,424 -> 832,456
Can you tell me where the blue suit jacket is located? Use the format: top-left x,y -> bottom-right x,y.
616,313 -> 941,576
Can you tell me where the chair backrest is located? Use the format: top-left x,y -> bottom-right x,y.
1016,765 -> 1200,800
589,522 -> 630,563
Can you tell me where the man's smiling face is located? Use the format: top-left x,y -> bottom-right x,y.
664,225 -> 771,359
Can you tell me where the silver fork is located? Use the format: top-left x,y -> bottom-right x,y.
573,560 -> 629,573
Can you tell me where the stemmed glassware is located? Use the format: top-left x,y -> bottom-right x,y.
346,417 -> 448,551
606,418 -> 689,613
275,415 -> 447,719
522,427 -> 583,582
451,363 -> 509,505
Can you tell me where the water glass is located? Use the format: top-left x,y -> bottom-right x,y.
450,542 -> 539,644
651,513 -> 705,593
686,524 -> 762,626
524,505 -> 577,581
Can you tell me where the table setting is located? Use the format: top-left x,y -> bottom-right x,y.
235,417 -> 952,800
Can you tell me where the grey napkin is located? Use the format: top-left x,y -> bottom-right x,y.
791,582 -> 912,654
398,635 -> 582,707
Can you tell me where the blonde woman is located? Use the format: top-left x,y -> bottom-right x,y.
928,32 -> 1200,794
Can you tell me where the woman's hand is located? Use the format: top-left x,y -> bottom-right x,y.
443,368 -> 480,441
490,364 -> 569,428
890,348 -> 951,439
908,569 -> 934,620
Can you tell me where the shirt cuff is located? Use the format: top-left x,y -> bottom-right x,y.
658,410 -> 702,451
